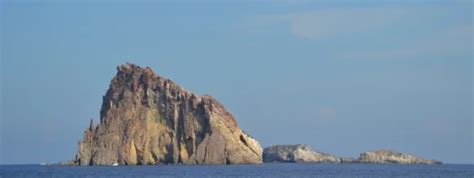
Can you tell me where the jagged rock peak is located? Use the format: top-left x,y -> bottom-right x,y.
75,63 -> 262,165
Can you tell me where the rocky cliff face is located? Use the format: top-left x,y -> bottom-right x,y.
358,150 -> 441,164
75,63 -> 262,165
263,145 -> 343,163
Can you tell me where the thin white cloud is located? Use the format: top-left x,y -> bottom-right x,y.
287,8 -> 406,40
335,24 -> 472,60
248,5 -> 469,40
236,4 -> 472,60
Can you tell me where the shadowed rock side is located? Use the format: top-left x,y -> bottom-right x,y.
263,145 -> 347,163
75,63 -> 262,165
358,150 -> 442,164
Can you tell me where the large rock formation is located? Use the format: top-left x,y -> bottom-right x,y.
74,63 -> 262,165
357,150 -> 442,164
263,145 -> 344,163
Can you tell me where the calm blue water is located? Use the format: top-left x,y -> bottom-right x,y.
1,163 -> 472,178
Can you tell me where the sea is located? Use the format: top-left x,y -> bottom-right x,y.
0,163 -> 473,178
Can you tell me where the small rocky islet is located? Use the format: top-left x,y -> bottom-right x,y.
262,144 -> 441,164
72,64 -> 441,165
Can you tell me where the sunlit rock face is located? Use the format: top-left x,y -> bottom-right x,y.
75,63 -> 262,165
358,150 -> 442,164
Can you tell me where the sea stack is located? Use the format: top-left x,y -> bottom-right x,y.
74,63 -> 262,165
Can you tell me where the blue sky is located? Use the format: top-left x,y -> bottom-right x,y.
1,0 -> 472,164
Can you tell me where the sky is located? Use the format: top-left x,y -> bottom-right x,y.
1,0 -> 472,164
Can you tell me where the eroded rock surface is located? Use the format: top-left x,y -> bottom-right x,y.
75,63 -> 262,165
263,145 -> 343,163
357,150 -> 442,164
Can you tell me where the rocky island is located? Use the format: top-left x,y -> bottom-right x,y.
357,150 -> 442,164
71,63 -> 441,166
263,144 -> 349,163
74,64 -> 262,165
263,145 -> 441,164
